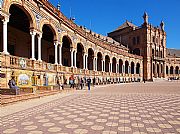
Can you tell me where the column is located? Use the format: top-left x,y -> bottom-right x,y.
2,18 -> 9,54
116,63 -> 119,73
54,42 -> 58,64
109,63 -> 111,72
134,65 -> 136,74
59,43 -> 62,65
93,57 -> 97,71
83,54 -> 86,69
74,50 -> 77,68
70,49 -> 74,67
30,31 -> 36,60
85,55 -> 88,69
37,33 -> 42,61
101,60 -> 104,72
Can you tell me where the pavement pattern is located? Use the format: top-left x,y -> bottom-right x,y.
1,81 -> 180,134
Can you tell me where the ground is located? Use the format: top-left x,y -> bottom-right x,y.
1,81 -> 180,134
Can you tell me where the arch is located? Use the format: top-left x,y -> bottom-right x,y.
88,48 -> 94,70
153,63 -> 155,76
125,61 -> 129,74
166,66 -> 169,75
105,55 -> 110,72
5,1 -> 36,29
39,18 -> 58,41
157,64 -> 160,77
62,36 -> 72,67
136,63 -> 140,74
175,66 -> 179,74
97,52 -> 102,71
119,59 -> 123,73
131,62 -> 135,74
76,43 -> 84,69
112,57 -> 116,73
170,66 -> 174,74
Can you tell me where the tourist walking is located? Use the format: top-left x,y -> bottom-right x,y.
87,77 -> 91,91
80,78 -> 84,90
69,75 -> 75,88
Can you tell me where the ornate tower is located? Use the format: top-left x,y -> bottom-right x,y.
143,12 -> 148,24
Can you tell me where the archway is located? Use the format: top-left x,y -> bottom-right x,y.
112,57 -> 116,73
7,4 -> 33,58
166,66 -> 169,75
131,62 -> 135,74
97,52 -> 102,71
88,48 -> 94,70
175,66 -> 179,74
153,63 -> 155,76
41,24 -> 56,63
76,43 -> 84,69
170,66 -> 173,74
157,64 -> 159,77
105,55 -> 110,72
119,59 -> 123,73
136,63 -> 140,74
62,36 -> 72,67
125,61 -> 129,74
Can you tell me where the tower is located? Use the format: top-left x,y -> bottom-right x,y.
143,12 -> 148,24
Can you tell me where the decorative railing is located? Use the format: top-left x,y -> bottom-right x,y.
0,54 -> 143,78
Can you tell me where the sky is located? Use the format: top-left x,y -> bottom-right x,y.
49,0 -> 180,49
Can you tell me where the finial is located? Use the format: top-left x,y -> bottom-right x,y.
143,12 -> 148,24
160,20 -> 165,31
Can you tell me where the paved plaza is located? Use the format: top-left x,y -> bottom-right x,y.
1,81 -> 180,134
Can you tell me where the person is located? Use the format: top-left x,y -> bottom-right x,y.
8,76 -> 20,95
57,79 -> 64,90
87,77 -> 91,91
69,76 -> 75,88
80,78 -> 84,90
93,77 -> 96,86
143,78 -> 146,83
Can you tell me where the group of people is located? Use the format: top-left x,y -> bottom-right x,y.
68,75 -> 94,90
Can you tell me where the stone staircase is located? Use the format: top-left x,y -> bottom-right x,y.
0,88 -> 74,105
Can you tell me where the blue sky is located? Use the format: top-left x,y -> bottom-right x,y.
50,0 -> 180,49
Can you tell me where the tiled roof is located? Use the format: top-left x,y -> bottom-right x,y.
112,21 -> 137,32
166,48 -> 180,57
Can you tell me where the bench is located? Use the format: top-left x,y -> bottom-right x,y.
0,88 -> 17,95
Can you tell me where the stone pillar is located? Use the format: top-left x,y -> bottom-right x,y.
30,31 -> 36,60
70,48 -> 74,67
134,66 -> 136,74
83,54 -> 86,69
37,33 -> 42,61
59,44 -> 62,65
86,55 -> 88,69
93,57 -> 97,71
54,42 -> 58,64
2,18 -> 9,54
116,63 -> 119,73
74,50 -> 77,68
101,60 -> 104,72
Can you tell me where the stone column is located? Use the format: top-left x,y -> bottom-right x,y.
116,63 -> 119,73
2,18 -> 9,54
83,54 -> 86,69
74,50 -> 77,68
86,55 -> 88,69
59,43 -> 62,65
54,42 -> 58,64
70,48 -> 74,67
101,60 -> 104,72
37,33 -> 42,61
93,57 -> 97,71
30,31 -> 36,60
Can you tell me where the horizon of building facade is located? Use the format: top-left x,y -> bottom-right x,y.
0,0 -> 179,88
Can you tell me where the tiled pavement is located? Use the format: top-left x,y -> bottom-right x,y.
1,81 -> 180,134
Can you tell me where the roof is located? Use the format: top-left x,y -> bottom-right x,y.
112,20 -> 137,32
166,48 -> 180,57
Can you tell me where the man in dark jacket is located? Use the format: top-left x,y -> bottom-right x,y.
87,77 -> 91,91
8,77 -> 20,95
